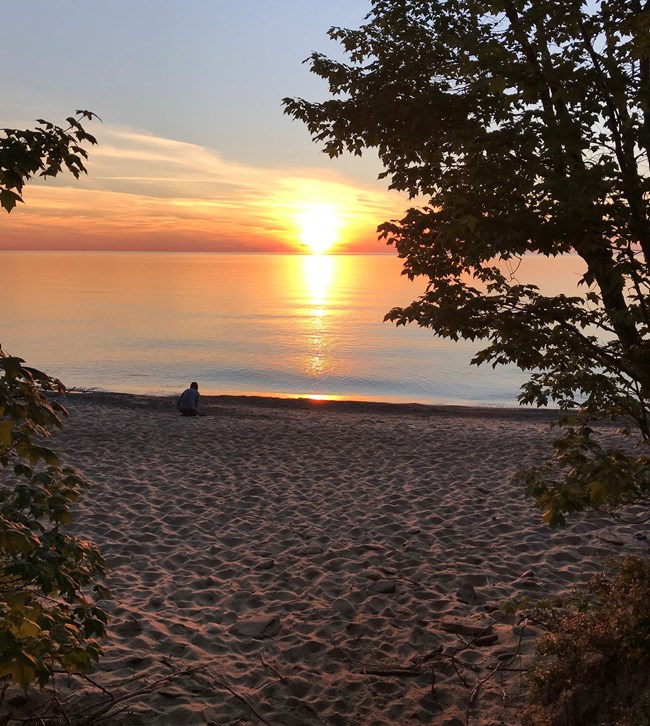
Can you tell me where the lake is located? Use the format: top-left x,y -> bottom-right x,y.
0,251 -> 586,406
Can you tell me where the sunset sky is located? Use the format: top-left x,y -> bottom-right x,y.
1,0 -> 407,254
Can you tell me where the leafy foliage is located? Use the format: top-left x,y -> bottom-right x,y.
0,348 -> 109,689
284,0 -> 650,522
522,557 -> 650,726
0,110 -> 99,212
1,111 -> 107,690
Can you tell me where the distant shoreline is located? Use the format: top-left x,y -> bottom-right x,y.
64,388 -> 562,422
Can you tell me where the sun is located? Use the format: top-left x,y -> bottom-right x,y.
297,203 -> 340,254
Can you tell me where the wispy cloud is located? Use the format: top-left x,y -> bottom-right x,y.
1,125 -> 406,253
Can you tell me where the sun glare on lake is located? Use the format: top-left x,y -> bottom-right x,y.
297,203 -> 340,254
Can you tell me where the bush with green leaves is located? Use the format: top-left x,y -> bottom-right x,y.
522,556 -> 650,726
0,348 -> 110,689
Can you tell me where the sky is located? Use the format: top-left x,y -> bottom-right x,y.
0,0 -> 408,254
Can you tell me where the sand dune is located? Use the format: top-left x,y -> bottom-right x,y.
3,393 -> 647,725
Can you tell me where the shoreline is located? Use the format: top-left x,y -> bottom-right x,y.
65,388 -> 563,422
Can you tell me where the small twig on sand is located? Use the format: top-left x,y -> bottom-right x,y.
409,645 -> 443,668
80,674 -> 114,700
69,665 -> 205,724
430,665 -> 443,711
192,670 -> 272,726
451,656 -> 471,688
52,695 -> 70,726
466,663 -> 502,726
260,654 -> 289,683
361,667 -> 425,678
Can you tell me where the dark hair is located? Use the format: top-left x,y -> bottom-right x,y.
190,381 -> 198,390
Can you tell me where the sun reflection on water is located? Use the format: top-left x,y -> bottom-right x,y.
299,255 -> 336,383
302,254 -> 334,309
302,393 -> 343,402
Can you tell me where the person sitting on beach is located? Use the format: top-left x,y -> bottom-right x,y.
177,381 -> 200,416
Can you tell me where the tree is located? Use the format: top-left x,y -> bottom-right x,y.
0,112 -> 108,689
284,0 -> 650,526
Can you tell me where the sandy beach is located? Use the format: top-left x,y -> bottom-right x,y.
3,392 -> 647,725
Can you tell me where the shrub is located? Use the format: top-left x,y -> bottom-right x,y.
0,346 -> 109,689
523,556 -> 650,726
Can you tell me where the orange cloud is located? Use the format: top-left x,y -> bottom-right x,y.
0,126 -> 406,253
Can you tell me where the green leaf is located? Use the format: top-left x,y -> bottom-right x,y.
16,619 -> 41,638
0,653 -> 39,691
60,647 -> 92,674
0,420 -> 13,450
0,188 -> 23,212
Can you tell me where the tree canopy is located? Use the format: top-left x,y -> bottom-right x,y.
284,0 -> 650,524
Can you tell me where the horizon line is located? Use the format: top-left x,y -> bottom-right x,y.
0,248 -> 396,256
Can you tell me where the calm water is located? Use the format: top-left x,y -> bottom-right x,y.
1,252 -> 586,406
